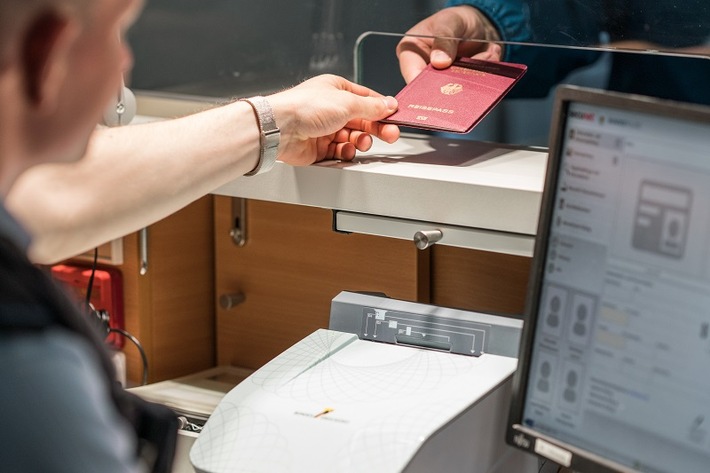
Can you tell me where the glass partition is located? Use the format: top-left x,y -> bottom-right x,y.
127,1 -> 710,146
356,32 -> 710,146
127,0 -> 448,96
503,1 -> 710,51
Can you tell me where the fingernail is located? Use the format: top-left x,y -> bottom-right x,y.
383,96 -> 398,110
432,50 -> 450,63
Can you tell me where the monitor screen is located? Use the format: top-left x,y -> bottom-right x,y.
507,86 -> 710,473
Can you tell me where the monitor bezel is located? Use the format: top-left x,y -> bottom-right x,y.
505,84 -> 710,473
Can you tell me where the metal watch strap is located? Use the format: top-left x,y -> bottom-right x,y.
239,96 -> 280,176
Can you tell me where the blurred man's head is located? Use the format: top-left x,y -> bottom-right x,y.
0,0 -> 142,193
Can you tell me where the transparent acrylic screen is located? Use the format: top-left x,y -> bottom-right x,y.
127,0 -> 710,146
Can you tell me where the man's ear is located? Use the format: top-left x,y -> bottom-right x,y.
22,11 -> 78,111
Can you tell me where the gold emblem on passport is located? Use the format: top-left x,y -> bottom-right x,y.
440,83 -> 464,95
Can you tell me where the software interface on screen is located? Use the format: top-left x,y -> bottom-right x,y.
522,101 -> 710,472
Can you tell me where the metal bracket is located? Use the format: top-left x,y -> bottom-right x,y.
229,198 -> 247,247
333,210 -> 535,257
219,293 -> 246,310
139,227 -> 149,275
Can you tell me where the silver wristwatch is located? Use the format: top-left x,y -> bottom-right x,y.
239,96 -> 280,176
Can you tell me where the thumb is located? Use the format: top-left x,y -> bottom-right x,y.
430,36 -> 458,69
349,95 -> 399,122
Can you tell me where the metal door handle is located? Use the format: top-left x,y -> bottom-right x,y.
413,229 -> 443,250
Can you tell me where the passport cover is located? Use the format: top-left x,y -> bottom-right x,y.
382,57 -> 527,133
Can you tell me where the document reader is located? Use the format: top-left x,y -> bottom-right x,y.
190,291 -> 536,473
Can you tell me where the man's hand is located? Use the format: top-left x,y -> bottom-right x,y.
397,6 -> 503,83
268,74 -> 400,165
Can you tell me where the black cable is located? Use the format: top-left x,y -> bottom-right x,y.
538,459 -> 548,473
110,327 -> 149,386
85,247 -> 99,306
83,249 -> 148,386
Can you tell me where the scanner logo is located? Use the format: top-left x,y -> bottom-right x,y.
314,408 -> 334,419
294,408 -> 349,424
441,83 -> 463,95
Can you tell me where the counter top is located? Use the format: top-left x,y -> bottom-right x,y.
136,92 -> 549,255
214,133 -> 548,237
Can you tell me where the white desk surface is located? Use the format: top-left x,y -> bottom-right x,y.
214,133 -> 548,236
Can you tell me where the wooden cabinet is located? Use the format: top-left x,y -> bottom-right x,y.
212,196 -> 530,368
213,197 -> 429,369
112,195 -> 530,382
119,196 -> 215,384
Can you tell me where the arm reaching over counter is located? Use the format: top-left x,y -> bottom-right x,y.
7,75 -> 399,264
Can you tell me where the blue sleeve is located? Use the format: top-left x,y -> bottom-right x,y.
0,329 -> 141,473
443,0 -> 600,98
445,0 -> 531,45
441,1 -> 710,103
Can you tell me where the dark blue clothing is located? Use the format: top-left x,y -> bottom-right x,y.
0,205 -> 177,472
446,0 -> 710,104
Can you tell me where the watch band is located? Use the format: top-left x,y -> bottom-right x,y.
239,96 -> 280,176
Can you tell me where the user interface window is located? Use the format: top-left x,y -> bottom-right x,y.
523,102 -> 710,472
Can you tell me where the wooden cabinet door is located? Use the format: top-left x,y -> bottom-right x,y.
213,197 -> 430,369
431,246 -> 531,317
120,196 -> 215,384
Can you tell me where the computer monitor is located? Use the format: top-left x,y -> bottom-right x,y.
506,85 -> 710,473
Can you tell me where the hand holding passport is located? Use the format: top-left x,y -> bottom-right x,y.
382,57 -> 527,134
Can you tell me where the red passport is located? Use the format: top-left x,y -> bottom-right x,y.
382,58 -> 527,133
